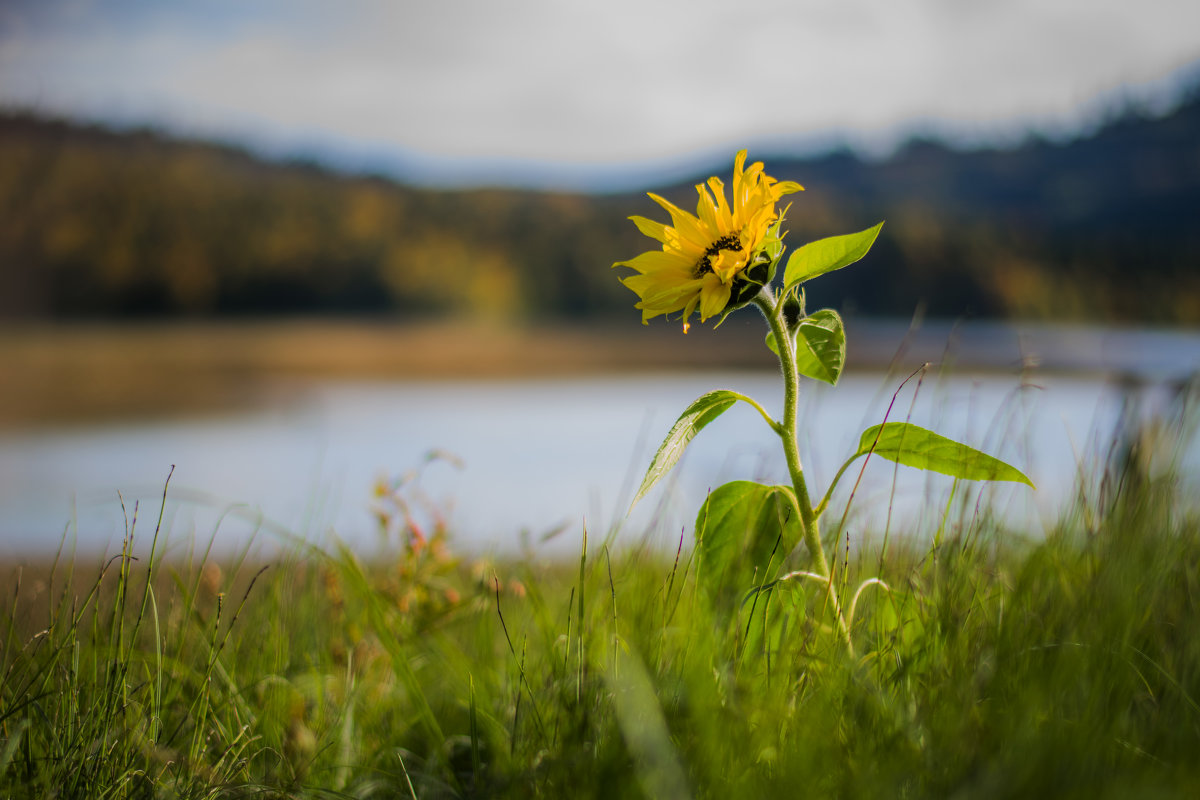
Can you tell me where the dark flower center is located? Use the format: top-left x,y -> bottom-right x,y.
694,233 -> 743,277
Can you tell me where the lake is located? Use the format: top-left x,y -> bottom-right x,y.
1,347 -> 1196,559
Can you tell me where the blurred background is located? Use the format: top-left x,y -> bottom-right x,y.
1,0 -> 1197,556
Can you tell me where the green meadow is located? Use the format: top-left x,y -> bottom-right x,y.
2,383 -> 1197,799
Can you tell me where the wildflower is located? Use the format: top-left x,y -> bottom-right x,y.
614,150 -> 802,330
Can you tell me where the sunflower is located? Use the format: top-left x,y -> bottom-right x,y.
614,150 -> 802,330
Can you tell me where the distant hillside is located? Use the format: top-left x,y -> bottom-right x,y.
0,116 -> 644,320
2,91 -> 1198,323
755,91 -> 1200,322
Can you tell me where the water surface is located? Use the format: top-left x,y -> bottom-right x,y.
2,366 -> 1193,558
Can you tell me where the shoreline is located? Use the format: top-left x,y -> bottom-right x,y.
2,317 -> 1195,430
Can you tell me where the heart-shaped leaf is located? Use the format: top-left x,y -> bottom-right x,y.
856,422 -> 1035,486
695,481 -> 801,603
794,309 -> 846,385
765,330 -> 789,357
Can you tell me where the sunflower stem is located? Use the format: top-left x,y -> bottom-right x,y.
752,289 -> 853,654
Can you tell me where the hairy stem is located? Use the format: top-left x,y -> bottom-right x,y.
753,289 -> 853,653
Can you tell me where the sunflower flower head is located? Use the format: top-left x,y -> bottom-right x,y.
614,150 -> 802,331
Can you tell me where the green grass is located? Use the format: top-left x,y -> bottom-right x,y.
2,408 -> 1199,798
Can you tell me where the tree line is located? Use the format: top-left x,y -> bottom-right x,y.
2,87 -> 1198,324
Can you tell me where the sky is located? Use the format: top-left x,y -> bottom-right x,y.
2,0 -> 1199,189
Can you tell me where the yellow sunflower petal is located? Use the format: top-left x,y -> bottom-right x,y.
628,215 -> 675,245
635,278 -> 707,321
614,250 -> 690,275
706,176 -> 734,232
623,271 -> 695,299
734,164 -> 767,227
615,148 -> 797,330
647,193 -> 711,253
732,149 -> 748,204
694,182 -> 723,233
697,278 -> 731,321
772,180 -> 804,197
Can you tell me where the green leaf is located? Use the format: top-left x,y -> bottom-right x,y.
783,222 -> 884,290
765,330 -> 787,357
630,390 -> 739,509
856,422 -> 1035,487
695,481 -> 802,603
763,219 -> 786,262
793,309 -> 846,385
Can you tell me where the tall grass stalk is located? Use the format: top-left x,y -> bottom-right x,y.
2,386 -> 1198,797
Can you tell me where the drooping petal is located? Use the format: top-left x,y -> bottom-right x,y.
681,292 -> 701,321
697,278 -> 731,321
636,278 -> 708,319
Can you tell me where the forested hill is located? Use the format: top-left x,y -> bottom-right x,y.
753,90 -> 1200,323
2,87 -> 1198,323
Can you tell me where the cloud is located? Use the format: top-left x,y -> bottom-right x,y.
2,0 -> 1198,173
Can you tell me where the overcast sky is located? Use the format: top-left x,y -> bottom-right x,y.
2,0 -> 1198,188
